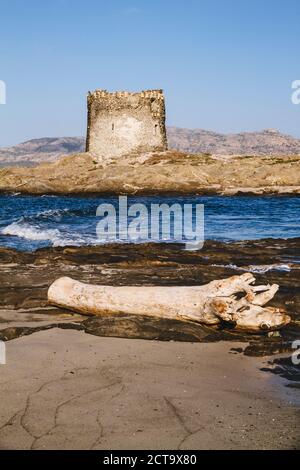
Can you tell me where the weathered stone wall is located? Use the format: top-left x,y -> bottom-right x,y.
86,89 -> 168,159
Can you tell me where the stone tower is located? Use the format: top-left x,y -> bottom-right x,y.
86,89 -> 168,159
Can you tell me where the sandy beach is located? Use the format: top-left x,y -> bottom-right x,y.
0,329 -> 299,450
0,240 -> 299,450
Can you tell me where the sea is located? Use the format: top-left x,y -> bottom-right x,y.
0,194 -> 299,252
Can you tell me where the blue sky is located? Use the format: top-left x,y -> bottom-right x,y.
0,0 -> 299,146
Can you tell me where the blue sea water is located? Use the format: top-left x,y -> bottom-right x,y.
0,194 -> 299,251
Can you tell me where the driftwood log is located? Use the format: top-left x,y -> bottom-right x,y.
48,273 -> 291,333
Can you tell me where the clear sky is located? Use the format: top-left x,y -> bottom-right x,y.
0,0 -> 299,146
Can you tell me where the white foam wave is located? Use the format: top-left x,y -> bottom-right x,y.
1,221 -> 103,247
1,222 -> 62,244
211,263 -> 291,273
246,264 -> 291,273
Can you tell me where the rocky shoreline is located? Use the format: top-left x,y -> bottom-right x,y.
0,151 -> 300,195
0,238 -> 299,363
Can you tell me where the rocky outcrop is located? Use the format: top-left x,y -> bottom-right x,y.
0,239 -> 299,354
0,151 -> 299,195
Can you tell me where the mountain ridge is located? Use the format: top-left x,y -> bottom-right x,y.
1,128 -> 300,166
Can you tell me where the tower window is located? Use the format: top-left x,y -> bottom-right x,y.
112,123 -> 114,131
154,124 -> 158,135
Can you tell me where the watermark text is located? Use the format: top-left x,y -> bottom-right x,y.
291,340 -> 300,365
0,80 -> 6,104
0,341 -> 6,365
291,80 -> 300,105
96,196 -> 204,250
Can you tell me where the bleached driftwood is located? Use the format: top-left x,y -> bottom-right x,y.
48,273 -> 290,333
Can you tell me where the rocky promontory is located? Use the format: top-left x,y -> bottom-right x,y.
0,151 -> 300,195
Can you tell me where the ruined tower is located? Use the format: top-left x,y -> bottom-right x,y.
86,89 -> 168,159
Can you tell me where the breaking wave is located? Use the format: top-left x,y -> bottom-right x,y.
1,222 -> 63,245
1,221 -> 104,248
1,194 -> 299,251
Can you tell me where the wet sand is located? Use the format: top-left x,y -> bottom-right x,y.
0,329 -> 299,450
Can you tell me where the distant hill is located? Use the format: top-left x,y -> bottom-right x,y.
1,128 -> 300,166
0,137 -> 85,167
167,127 -> 300,155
